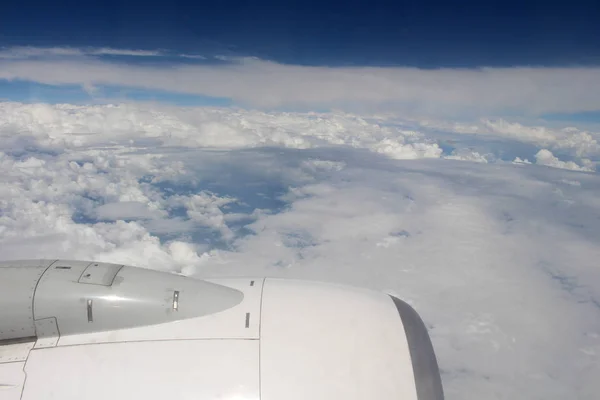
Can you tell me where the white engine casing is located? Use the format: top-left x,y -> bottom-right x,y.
0,259 -> 444,400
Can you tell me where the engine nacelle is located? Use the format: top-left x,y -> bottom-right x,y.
0,259 -> 444,400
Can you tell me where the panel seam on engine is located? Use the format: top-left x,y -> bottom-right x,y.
29,337 -> 259,351
258,278 -> 266,400
31,260 -> 58,323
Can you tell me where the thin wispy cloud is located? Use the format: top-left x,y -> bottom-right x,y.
0,46 -> 163,59
178,54 -> 208,59
86,47 -> 163,57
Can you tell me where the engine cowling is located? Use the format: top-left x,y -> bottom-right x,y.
0,259 -> 444,400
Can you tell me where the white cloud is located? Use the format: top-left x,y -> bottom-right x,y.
169,192 -> 239,240
482,119 -> 600,156
0,102 -> 444,158
0,46 -> 84,59
178,53 -> 207,59
1,101 -> 599,399
513,156 -> 532,165
534,149 -> 594,171
86,48 -> 162,57
6,101 -> 598,173
372,137 -> 442,159
94,201 -> 166,221
301,159 -> 346,173
444,149 -> 490,163
0,46 -> 162,59
2,48 -> 600,115
413,116 -> 600,162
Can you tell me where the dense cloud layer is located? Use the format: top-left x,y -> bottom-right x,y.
1,102 -> 597,169
3,47 -> 600,115
1,101 -> 599,399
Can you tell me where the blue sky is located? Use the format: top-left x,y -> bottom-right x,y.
0,80 -> 232,107
2,0 -> 600,67
1,0 -> 600,120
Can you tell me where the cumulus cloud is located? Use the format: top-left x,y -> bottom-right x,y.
2,47 -> 600,115
482,119 -> 600,156
168,192 -> 239,241
1,101 -> 600,399
513,156 -> 532,165
94,201 -> 166,221
534,149 -> 594,172
0,102 -> 444,158
4,101 -> 597,171
444,149 -> 491,163
413,116 -> 600,163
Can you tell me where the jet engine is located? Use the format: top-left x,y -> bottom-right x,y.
0,259 -> 444,400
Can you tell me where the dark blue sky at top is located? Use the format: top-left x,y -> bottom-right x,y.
1,0 -> 599,67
